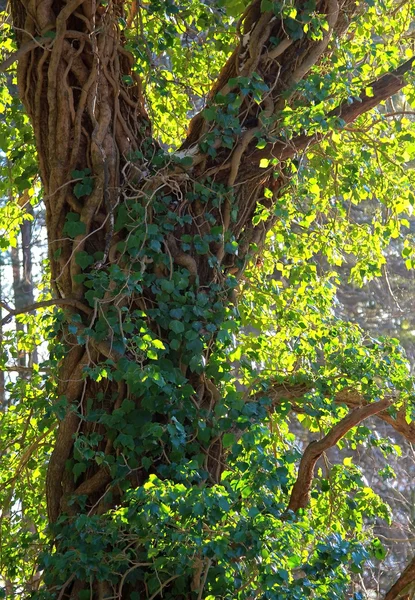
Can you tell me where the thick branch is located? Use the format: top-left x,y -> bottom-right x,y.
336,388 -> 415,444
267,382 -> 415,445
9,0 -> 150,299
384,556 -> 415,600
287,398 -> 391,512
247,56 -> 415,169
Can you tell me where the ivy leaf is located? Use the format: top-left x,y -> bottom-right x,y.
169,320 -> 185,334
75,251 -> 94,270
73,178 -> 93,199
261,0 -> 274,11
115,433 -> 135,450
63,213 -> 86,238
73,462 -> 87,481
223,433 -> 236,448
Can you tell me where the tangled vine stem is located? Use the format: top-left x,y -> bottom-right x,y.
7,0 -> 415,595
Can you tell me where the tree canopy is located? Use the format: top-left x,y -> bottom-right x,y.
1,0 -> 415,598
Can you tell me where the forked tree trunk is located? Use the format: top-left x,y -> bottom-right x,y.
7,0 -> 413,596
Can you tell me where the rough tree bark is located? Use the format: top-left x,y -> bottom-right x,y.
4,0 -> 414,596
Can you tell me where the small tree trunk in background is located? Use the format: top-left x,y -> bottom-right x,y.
11,243 -> 26,368
20,203 -> 38,365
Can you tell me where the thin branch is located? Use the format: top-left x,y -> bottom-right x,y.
0,298 -> 92,325
0,36 -> 52,72
1,365 -> 51,373
287,398 -> 391,512
148,575 -> 180,600
197,558 -> 212,600
1,424 -> 56,515
56,573 -> 75,600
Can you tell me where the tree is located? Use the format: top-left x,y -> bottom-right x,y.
1,0 -> 415,598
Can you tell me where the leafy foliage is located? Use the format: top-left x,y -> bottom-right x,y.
1,0 -> 415,598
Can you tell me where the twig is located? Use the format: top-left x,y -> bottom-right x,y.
56,573 -> 75,600
1,365 -> 51,373
118,562 -> 153,598
148,574 -> 180,600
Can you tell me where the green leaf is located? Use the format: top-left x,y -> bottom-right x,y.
261,0 -> 274,11
169,320 -> 185,334
75,251 -> 94,269
222,433 -> 236,448
73,178 -> 93,198
73,462 -> 87,481
63,213 -> 86,237
152,339 -> 165,350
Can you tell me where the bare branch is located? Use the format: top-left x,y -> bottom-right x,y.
0,298 -> 92,326
287,398 -> 391,512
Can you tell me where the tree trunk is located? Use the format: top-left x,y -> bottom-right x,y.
7,0 -> 414,596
